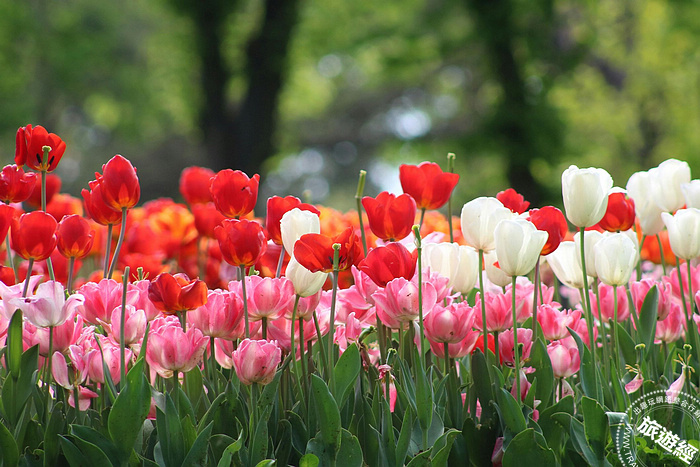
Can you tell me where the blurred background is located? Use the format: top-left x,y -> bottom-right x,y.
1,0 -> 699,212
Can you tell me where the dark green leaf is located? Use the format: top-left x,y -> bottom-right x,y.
310,374 -> 341,460
155,393 -> 186,467
568,327 -> 601,403
581,396 -> 608,464
502,428 -> 556,466
332,343 -> 360,408
0,417 -> 19,467
494,388 -> 527,435
638,285 -> 659,351
181,421 -> 213,467
528,338 -> 554,409
7,309 -> 23,379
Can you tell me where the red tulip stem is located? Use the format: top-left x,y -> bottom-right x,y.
240,265 -> 250,338
275,248 -> 285,278
120,266 -> 130,386
657,234 -> 667,276
413,225 -> 428,368
22,258 -> 34,297
511,275 -> 521,404
103,224 -> 114,279
4,227 -> 17,284
531,258 -> 540,339
107,208 -> 128,280
40,164 -> 48,212
355,170 -> 368,256
593,281 -> 610,380
328,244 -> 341,385
67,257 -> 75,293
447,153 -> 455,244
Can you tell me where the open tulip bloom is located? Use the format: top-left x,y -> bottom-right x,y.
4,145 -> 700,467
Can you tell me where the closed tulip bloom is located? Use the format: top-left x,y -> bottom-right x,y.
545,242 -> 591,289
232,338 -> 282,385
147,316 -> 208,378
15,124 -> 66,173
424,301 -> 475,344
537,305 -> 581,341
210,169 -> 259,218
0,164 -> 37,203
496,188 -> 530,214
597,190 -> 636,232
460,197 -> 513,252
473,291 -> 512,332
422,242 -> 459,285
189,289 -> 243,338
589,283 -> 629,322
285,256 -> 327,297
266,196 -> 320,245
483,250 -> 511,287
494,218 -> 548,277
626,171 -> 665,235
561,165 -> 613,228
11,281 -> 84,328
191,202 -> 226,238
294,227 -> 364,273
86,338 -> 130,384
399,161 -> 459,210
662,208 -> 700,260
573,230 -> 604,278
179,166 -> 214,205
104,304 -> 147,346
56,214 -> 95,259
98,155 -> 140,211
452,245 -> 480,294
527,206 -> 568,256
358,242 -> 417,287
77,278 -> 137,325
81,180 -> 123,226
658,305 -> 684,344
11,211 -> 57,261
594,233 -> 638,286
148,272 -> 208,315
547,340 -> 580,378
499,328 -> 533,367
681,180 -> 700,209
649,158 -> 691,213
215,219 -> 268,267
429,329 -> 481,359
280,208 -> 320,255
361,191 -> 416,241
231,276 -> 295,321
373,278 -> 438,327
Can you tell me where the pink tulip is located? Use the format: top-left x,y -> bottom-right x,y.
473,291 -> 513,333
424,301 -> 475,344
334,312 -> 363,353
189,289 -> 243,338
561,316 -> 598,349
232,338 -> 282,385
667,368 -> 687,403
129,280 -> 163,321
511,279 -> 556,323
146,316 -> 208,378
657,304 -> 684,343
499,328 -> 533,367
69,387 -> 99,411
428,328 -> 480,359
11,281 -> 84,328
351,266 -> 381,307
589,283 -> 629,322
373,278 -> 438,329
0,275 -> 42,319
630,279 -> 673,321
422,269 -> 453,304
547,340 -> 581,378
665,264 -> 700,316
537,304 -> 581,341
101,304 -> 147,347
77,278 -> 137,325
24,313 -> 84,356
52,346 -> 88,389
86,337 -> 130,384
229,276 -> 295,321
214,338 -> 235,369
510,369 -> 532,402
625,373 -> 644,394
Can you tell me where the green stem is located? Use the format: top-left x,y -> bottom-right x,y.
637,234 -> 646,280
447,153 -> 455,244
413,226 -> 427,367
5,232 -> 17,284
612,285 -> 621,375
107,208 -> 128,279
578,228 -> 597,365
74,384 -> 82,423
67,257 -> 76,293
478,249 -> 488,357
22,258 -> 35,297
355,170 -> 368,256
511,276 -> 521,403
593,281 -> 610,380
531,258 -> 540,339
299,317 -> 308,403
103,224 -> 113,279
328,245 -> 341,385
120,267 -> 130,385
419,208 -> 426,230
657,234 -> 667,276
41,168 -> 47,212
677,258 -> 691,333
688,260 -> 695,317
240,265 -> 250,338
312,311 -> 329,378
172,373 -> 179,413
493,331 -> 500,366
262,317 -> 268,340
275,247 -> 285,278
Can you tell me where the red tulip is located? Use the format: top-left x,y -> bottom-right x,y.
597,191 -> 636,232
0,204 -> 16,246
98,155 -> 140,211
399,162 -> 459,210
215,219 -> 267,267
25,173 -> 61,209
496,188 -> 530,214
294,227 -> 364,273
15,124 -> 66,173
56,214 -> 95,259
148,272 -> 209,315
0,165 -> 37,203
191,202 -> 226,238
11,211 -> 58,261
47,193 -> 84,221
362,192 -> 416,241
179,166 -> 215,205
266,196 -> 320,245
82,180 -> 123,225
210,169 -> 259,218
357,243 -> 417,287
527,206 -> 568,255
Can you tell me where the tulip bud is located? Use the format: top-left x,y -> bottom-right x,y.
285,256 -> 327,297
682,180 -> 700,209
626,171 -> 665,235
594,232 -> 638,286
662,208 -> 700,260
232,338 -> 282,385
561,165 -> 613,228
460,197 -> 513,252
280,208 -> 320,255
649,158 -> 691,213
493,218 -> 548,277
545,241 -> 591,289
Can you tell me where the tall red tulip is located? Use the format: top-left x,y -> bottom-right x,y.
597,191 -> 636,232
179,166 -> 215,205
210,169 -> 259,218
266,196 -> 319,245
362,192 -> 416,241
15,124 -> 66,173
357,242 -> 417,287
191,202 -> 226,238
98,155 -> 140,211
215,219 -> 267,267
82,180 -> 123,226
148,272 -> 209,315
0,204 -> 16,246
11,211 -> 57,261
399,162 -> 459,210
56,214 -> 95,259
0,165 -> 37,203
293,227 -> 364,273
25,173 -> 61,209
528,206 -> 568,256
496,188 -> 530,214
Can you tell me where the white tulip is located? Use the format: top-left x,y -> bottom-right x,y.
460,197 -> 513,252
280,208 -> 320,255
626,171 -> 665,235
452,245 -> 480,294
595,233 -> 638,286
483,251 -> 511,288
561,165 -> 613,228
545,242 -> 592,289
573,230 -> 604,279
649,158 -> 691,213
681,180 -> 700,209
493,218 -> 548,277
285,257 -> 328,297
423,242 -> 459,287
661,208 -> 700,260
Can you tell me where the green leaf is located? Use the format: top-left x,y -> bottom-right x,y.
181,421 -> 213,467
395,406 -> 415,466
568,326 -> 601,403
502,428 -> 556,466
6,309 -> 23,379
299,454 -> 319,467
108,358 -> 152,461
216,432 -> 245,467
258,371 -> 282,410
70,425 -> 122,466
431,429 -> 460,466
310,374 -> 341,460
581,396 -> 609,464
494,388 -> 527,435
250,406 -> 271,465
43,401 -> 65,467
528,338 -> 554,409
638,285 -> 659,351
183,366 -> 204,411
0,418 -> 19,467
332,343 -> 360,407
336,429 -> 363,467
155,393 -> 186,467
197,393 -> 225,434
462,417 -> 498,467
414,351 -> 433,437
615,323 -> 636,368
287,410 -> 309,455
59,436 -> 89,466
254,461 -> 276,467
69,434 -> 115,466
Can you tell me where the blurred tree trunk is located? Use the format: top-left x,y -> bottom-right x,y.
170,0 -> 300,175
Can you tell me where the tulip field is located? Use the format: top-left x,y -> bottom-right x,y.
2,125 -> 700,466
